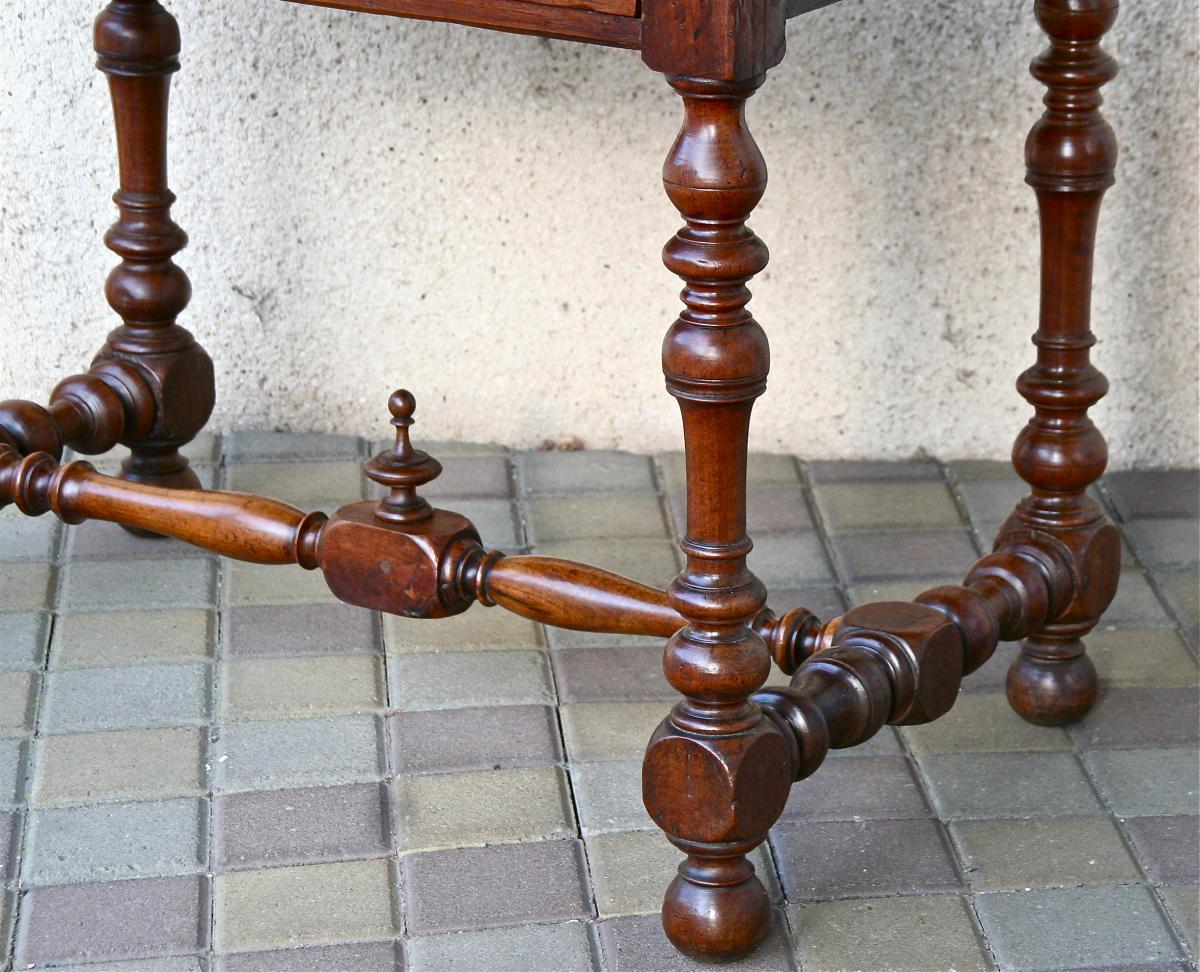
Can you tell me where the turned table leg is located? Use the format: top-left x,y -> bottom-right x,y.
92,0 -> 214,495
1003,0 -> 1121,725
641,74 -> 792,961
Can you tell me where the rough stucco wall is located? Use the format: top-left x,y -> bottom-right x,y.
1,1 -> 1196,465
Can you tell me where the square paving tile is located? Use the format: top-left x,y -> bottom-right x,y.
526,493 -> 668,543
919,751 -> 1106,820
780,756 -> 930,821
533,539 -> 679,589
0,671 -> 35,735
402,839 -> 592,934
0,810 -> 17,883
571,760 -> 653,834
214,858 -> 396,952
1154,571 -> 1199,632
560,702 -> 669,763
0,611 -> 48,671
388,704 -> 562,775
0,512 -> 58,563
1123,816 -> 1200,883
387,650 -> 554,710
788,894 -> 994,972
416,454 -> 512,500
222,603 -> 379,657
213,783 -> 391,870
1124,519 -> 1200,570
770,818 -> 963,900
975,884 -> 1185,970
599,911 -> 796,972
59,558 -> 216,613
669,487 -> 814,536
445,497 -> 522,548
1082,748 -> 1200,817
25,797 -> 206,885
214,716 -> 386,794
847,575 -> 963,608
223,561 -> 338,607
383,605 -> 542,652
50,609 -> 213,668
948,816 -> 1142,891
0,563 -> 54,611
746,531 -> 834,588
518,451 -> 656,496
0,739 -> 28,808
806,460 -> 942,484
552,645 -> 673,704
1105,571 -> 1177,627
393,767 -> 575,852
42,663 -> 209,733
65,516 -> 216,562
33,727 -> 206,807
408,921 -> 595,972
660,451 -> 801,493
223,431 -> 363,463
1158,885 -> 1199,956
833,529 -> 980,582
1069,687 -> 1199,751
813,480 -> 964,533
221,655 -> 384,721
1087,628 -> 1198,687
225,461 -> 365,507
1103,470 -> 1199,521
15,874 -> 210,967
902,692 -> 1073,755
214,941 -> 403,971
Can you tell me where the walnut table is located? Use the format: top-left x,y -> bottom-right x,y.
0,0 -> 1123,961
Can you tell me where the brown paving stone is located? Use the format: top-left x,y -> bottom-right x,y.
533,538 -> 679,589
402,838 -> 592,934
807,460 -> 942,484
770,818 -> 963,900
746,531 -> 835,588
813,480 -> 964,533
527,494 -> 668,543
51,609 -> 214,669
213,783 -> 391,870
833,529 -> 980,582
221,655 -> 385,721
669,487 -> 814,536
15,874 -> 209,966
389,704 -> 562,775
222,603 -> 379,657
407,922 -> 595,972
1069,687 -> 1199,751
383,605 -> 542,653
960,640 -> 1021,693
780,756 -> 930,821
551,645 -> 673,703
918,752 -> 1105,820
214,941 -> 403,971
1088,628 -> 1199,687
660,452 -> 800,493
570,760 -> 652,835
902,692 -> 1073,755
1123,816 -> 1200,884
559,702 -> 669,762
599,911 -> 796,972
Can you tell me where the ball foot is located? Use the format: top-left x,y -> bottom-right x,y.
661,857 -> 771,963
1006,637 -> 1098,726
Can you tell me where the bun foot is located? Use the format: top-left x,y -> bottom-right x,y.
1006,638 -> 1098,726
661,856 -> 771,963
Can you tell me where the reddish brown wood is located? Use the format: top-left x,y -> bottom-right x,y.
286,0 -> 641,48
641,0 -> 786,82
1002,0 -> 1121,727
92,0 -> 214,498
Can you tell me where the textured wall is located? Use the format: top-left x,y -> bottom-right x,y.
1,1 -> 1196,465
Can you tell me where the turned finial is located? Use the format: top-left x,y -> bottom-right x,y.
364,389 -> 442,525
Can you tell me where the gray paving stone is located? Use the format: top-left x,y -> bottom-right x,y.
918,752 -> 1107,820
392,766 -> 575,852
0,511 -> 58,563
807,460 -> 942,484
1087,628 -> 1199,688
954,475 -> 1027,535
0,810 -> 18,884
25,797 -> 206,885
225,461 -> 365,506
0,739 -> 28,808
223,430 -> 363,463
1154,571 -> 1199,630
408,921 -> 594,972
770,818 -> 963,900
660,451 -> 801,493
73,957 -> 207,972
51,609 -> 214,669
813,480 -> 964,533
1124,816 -> 1200,883
100,432 -> 220,469
0,671 -> 35,735
213,783 -> 391,871
33,728 -> 206,807
222,603 -> 379,657
1105,570 -> 1177,627
552,645 -> 674,704
518,450 -> 656,496
403,838 -> 592,934
447,497 -> 522,548
415,454 -> 512,501
961,640 -> 1021,694
383,603 -> 543,653
780,756 -> 930,820
833,529 -> 980,583
902,692 -> 1073,755
675,486 -> 815,536
560,702 -> 669,763
0,563 -> 54,611
222,561 -> 338,607
1124,519 -> 1200,570
1104,470 -> 1200,521
527,493 -> 668,543
946,459 -> 1014,482
545,627 -> 663,651
221,655 -> 384,721
387,650 -> 554,711
389,704 -> 563,775
788,895 -> 994,972
571,760 -> 652,835
214,716 -> 386,794
847,575 -> 963,608
59,558 -> 216,613
1082,749 -> 1200,817
14,874 -> 210,967
533,538 -> 679,588
42,663 -> 209,733
214,941 -> 403,971
65,512 -> 218,562
975,884 -> 1184,971
1069,687 -> 1199,751
599,911 -> 796,972
0,611 -> 47,671
1158,885 -> 1199,956
746,531 -> 835,588
949,817 -> 1142,891
825,725 -> 905,759
214,858 -> 396,952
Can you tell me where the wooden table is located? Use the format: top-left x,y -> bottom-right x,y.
0,0 -> 1123,961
